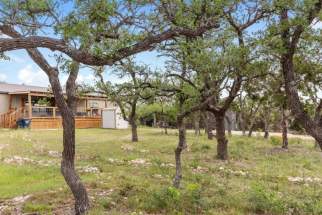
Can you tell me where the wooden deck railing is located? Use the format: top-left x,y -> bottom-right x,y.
0,106 -> 103,128
31,106 -> 102,118
0,107 -> 25,128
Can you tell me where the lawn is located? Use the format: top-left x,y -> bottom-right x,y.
0,128 -> 321,214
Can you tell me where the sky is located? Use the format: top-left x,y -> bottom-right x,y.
0,1 -> 168,87
0,49 -> 166,87
1,1 -> 321,88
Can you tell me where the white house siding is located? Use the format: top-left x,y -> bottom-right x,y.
0,94 -> 9,114
87,99 -> 106,109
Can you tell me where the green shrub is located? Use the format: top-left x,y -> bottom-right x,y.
23,203 -> 53,213
142,184 -> 206,214
270,136 -> 281,146
201,144 -> 211,151
248,183 -> 286,214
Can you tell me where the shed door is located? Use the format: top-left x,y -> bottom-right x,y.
102,109 -> 116,128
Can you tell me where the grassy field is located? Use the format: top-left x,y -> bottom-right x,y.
0,128 -> 321,214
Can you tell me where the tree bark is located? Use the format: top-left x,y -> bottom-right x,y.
173,116 -> 186,188
164,120 -> 168,135
204,112 -> 214,140
248,122 -> 254,137
240,114 -> 246,136
153,113 -> 157,127
22,45 -> 90,214
215,113 -> 228,160
61,113 -> 90,215
194,112 -> 200,136
264,119 -> 269,139
0,22 -> 221,66
281,108 -> 288,149
279,8 -> 322,150
130,119 -> 138,142
49,67 -> 89,215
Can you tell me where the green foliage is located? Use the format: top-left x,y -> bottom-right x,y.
23,203 -> 53,214
270,136 -> 281,146
142,184 -> 204,214
37,98 -> 50,106
248,183 -> 286,214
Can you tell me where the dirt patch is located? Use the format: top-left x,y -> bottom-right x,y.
0,195 -> 31,215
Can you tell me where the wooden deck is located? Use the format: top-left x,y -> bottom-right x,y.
0,115 -> 101,129
0,105 -> 103,129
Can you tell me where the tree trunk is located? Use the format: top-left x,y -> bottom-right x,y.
225,115 -> 232,136
130,119 -> 138,142
25,48 -> 89,214
204,112 -> 214,140
279,9 -> 322,150
281,108 -> 288,149
164,120 -> 168,135
215,113 -> 228,160
240,114 -> 246,136
194,112 -> 200,136
173,117 -> 186,188
248,122 -> 254,137
264,118 -> 269,139
61,113 -> 90,215
153,113 -> 157,127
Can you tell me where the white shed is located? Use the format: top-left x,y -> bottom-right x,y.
102,108 -> 128,129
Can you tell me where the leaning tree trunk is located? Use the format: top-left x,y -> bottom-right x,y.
173,116 -> 186,188
25,48 -> 89,214
61,112 -> 90,214
51,69 -> 89,215
130,119 -> 138,142
215,113 -> 228,160
49,75 -> 89,214
281,108 -> 288,149
279,9 -> 322,150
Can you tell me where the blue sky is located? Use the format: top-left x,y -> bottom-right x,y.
0,49 -> 166,87
0,1 -> 168,87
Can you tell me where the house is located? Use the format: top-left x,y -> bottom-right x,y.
0,82 -> 121,129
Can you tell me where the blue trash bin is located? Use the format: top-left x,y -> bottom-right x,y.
24,119 -> 32,128
16,118 -> 32,128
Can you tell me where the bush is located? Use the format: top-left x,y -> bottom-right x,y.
248,183 -> 286,214
142,184 -> 206,214
270,136 -> 281,146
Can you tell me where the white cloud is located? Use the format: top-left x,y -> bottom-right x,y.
77,73 -> 97,85
17,65 -> 97,87
18,65 -> 49,87
0,73 -> 7,82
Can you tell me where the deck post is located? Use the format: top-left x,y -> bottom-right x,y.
28,93 -> 32,119
53,107 -> 56,118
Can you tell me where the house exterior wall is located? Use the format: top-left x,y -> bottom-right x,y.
77,99 -> 86,112
87,99 -> 106,109
0,94 -> 9,114
11,95 -> 23,109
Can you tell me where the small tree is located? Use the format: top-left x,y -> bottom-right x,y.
97,59 -> 153,142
